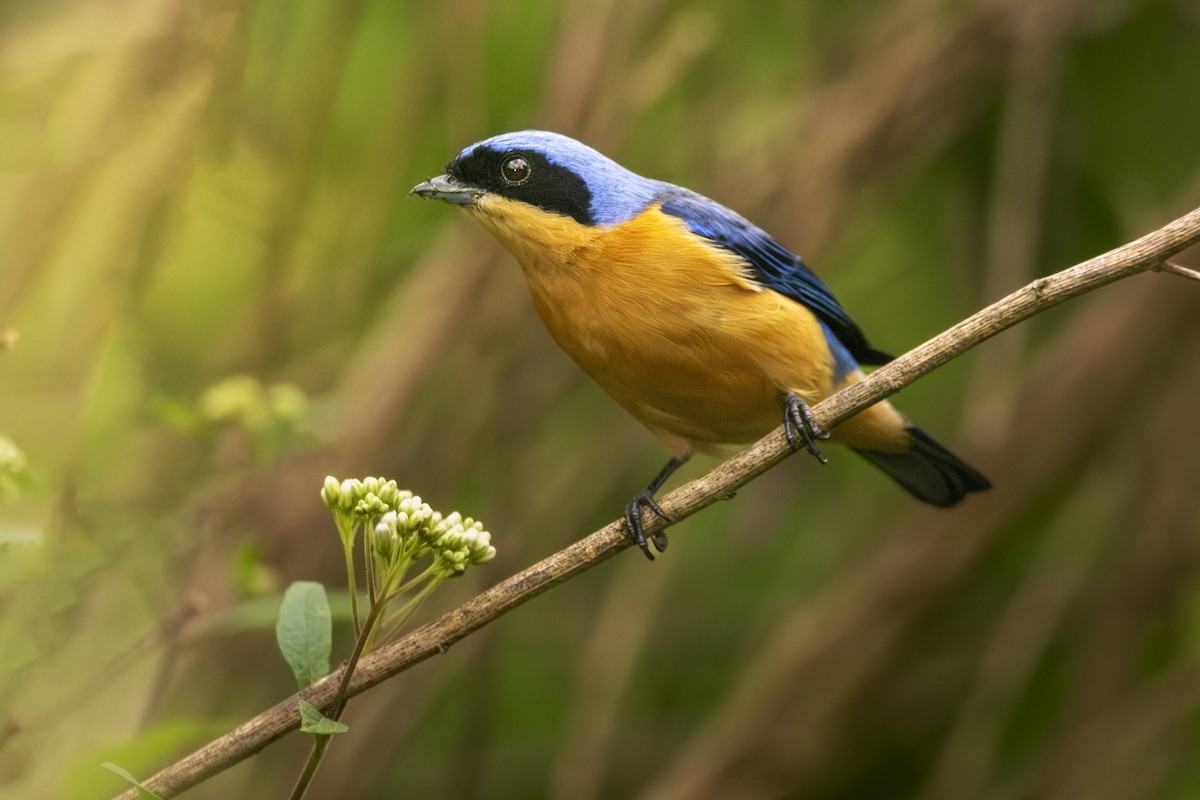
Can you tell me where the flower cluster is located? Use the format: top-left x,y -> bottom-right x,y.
319,475 -> 495,643
376,508 -> 496,577
321,476 -> 397,545
320,476 -> 495,577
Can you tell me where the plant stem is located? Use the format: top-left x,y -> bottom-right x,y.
364,529 -> 378,607
378,576 -> 443,641
287,591 -> 388,800
286,734 -> 330,800
341,536 -> 361,637
392,562 -> 440,597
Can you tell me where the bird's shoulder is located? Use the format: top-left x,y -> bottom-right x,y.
653,187 -> 890,366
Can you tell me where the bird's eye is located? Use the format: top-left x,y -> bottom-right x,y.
501,155 -> 531,185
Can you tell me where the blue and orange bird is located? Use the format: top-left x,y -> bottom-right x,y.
413,131 -> 989,558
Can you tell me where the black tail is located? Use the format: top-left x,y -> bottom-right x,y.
853,426 -> 990,507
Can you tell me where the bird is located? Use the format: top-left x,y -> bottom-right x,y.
412,131 -> 989,559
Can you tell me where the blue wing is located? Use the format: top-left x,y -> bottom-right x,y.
659,189 -> 891,367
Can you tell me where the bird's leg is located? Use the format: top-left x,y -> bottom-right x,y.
624,454 -> 690,560
783,391 -> 829,464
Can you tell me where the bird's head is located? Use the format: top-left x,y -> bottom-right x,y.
411,131 -> 663,229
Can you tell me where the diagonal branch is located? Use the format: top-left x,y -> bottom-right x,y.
114,203 -> 1200,800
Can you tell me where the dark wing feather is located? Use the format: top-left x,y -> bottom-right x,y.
659,189 -> 890,366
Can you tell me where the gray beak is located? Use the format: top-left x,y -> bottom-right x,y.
410,174 -> 484,205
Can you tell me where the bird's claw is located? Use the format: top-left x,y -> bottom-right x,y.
784,392 -> 829,464
624,490 -> 671,560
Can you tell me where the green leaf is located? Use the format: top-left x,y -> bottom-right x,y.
275,581 -> 331,689
100,762 -> 165,800
298,699 -> 349,735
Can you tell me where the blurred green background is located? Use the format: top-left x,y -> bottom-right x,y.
3,0 -> 1200,798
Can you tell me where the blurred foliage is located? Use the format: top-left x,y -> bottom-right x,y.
1,0 -> 1199,798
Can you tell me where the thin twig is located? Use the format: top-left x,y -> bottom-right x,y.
112,204 -> 1200,800
1160,260 -> 1200,282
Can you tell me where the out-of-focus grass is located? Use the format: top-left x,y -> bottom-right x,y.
2,0 -> 1199,798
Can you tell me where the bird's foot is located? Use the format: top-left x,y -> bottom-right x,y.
783,392 -> 829,464
624,490 -> 671,560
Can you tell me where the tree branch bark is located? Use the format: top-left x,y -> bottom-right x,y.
113,203 -> 1200,799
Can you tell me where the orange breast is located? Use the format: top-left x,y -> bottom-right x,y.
469,196 -> 906,454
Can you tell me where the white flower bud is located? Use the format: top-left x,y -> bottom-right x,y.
321,475 -> 341,508
338,479 -> 360,511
